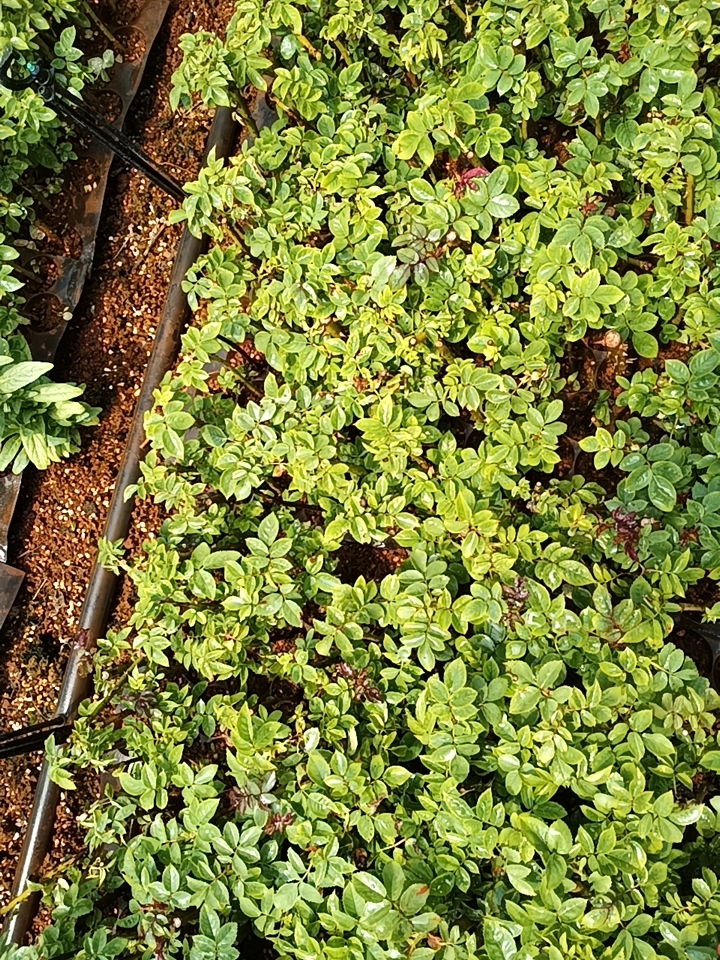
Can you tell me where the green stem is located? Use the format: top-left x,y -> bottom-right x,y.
23,188 -> 56,214
334,38 -> 351,64
217,333 -> 241,351
227,362 -> 264,399
0,886 -> 33,918
685,173 -> 694,226
521,117 -> 528,141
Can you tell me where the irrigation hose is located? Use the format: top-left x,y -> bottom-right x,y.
2,104 -> 237,946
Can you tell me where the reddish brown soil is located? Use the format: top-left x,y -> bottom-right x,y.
0,0 -> 235,916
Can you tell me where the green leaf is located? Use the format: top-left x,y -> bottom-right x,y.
0,362 -> 53,393
592,284 -> 624,306
486,194 -> 519,218
370,255 -> 398,289
572,233 -> 593,270
505,864 -> 535,896
509,686 -> 540,715
558,898 -> 587,922
258,513 -> 280,545
399,883 -> 430,915
394,130 -> 421,159
648,474 -> 676,512
408,179 -> 436,203
353,872 -> 387,904
700,751 -> 720,771
483,918 -> 518,960
559,560 -> 594,586
306,752 -> 331,784
632,331 -> 658,359
639,68 -> 659,101
643,733 -> 675,758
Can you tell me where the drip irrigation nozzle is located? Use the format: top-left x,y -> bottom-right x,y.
0,47 -> 185,203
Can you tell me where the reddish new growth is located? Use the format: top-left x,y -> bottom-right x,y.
264,811 -> 294,836
617,42 -> 632,63
502,577 -> 529,627
580,194 -> 601,217
599,507 -> 641,562
452,166 -> 490,197
679,527 -> 699,548
353,848 -> 368,869
271,637 -> 296,655
332,662 -> 382,702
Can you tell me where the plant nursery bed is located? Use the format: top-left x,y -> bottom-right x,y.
0,0 -> 235,916
6,1 -> 720,958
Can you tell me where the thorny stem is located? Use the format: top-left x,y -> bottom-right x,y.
271,96 -> 300,121
685,173 -> 694,226
410,453 -> 435,472
262,478 -> 285,498
224,221 -> 246,247
0,854 -> 81,917
231,364 -> 264,399
34,220 -> 63,244
81,0 -> 117,45
333,38 -> 351,64
626,256 -> 653,270
233,94 -> 260,140
35,37 -> 55,63
297,33 -> 321,60
84,657 -> 145,721
10,263 -> 41,282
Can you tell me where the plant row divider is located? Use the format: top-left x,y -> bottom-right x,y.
2,104 -> 238,948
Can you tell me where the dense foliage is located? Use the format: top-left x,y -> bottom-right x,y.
9,0 -> 720,958
0,4 -> 110,469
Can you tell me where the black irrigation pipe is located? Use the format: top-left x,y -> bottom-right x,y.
2,104 -> 238,946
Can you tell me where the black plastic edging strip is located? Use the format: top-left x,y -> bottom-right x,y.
2,104 -> 238,947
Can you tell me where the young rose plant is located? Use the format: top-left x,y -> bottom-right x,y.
6,1 -> 720,960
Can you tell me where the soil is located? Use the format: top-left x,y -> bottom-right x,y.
669,621 -> 714,680
0,0 -> 236,919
